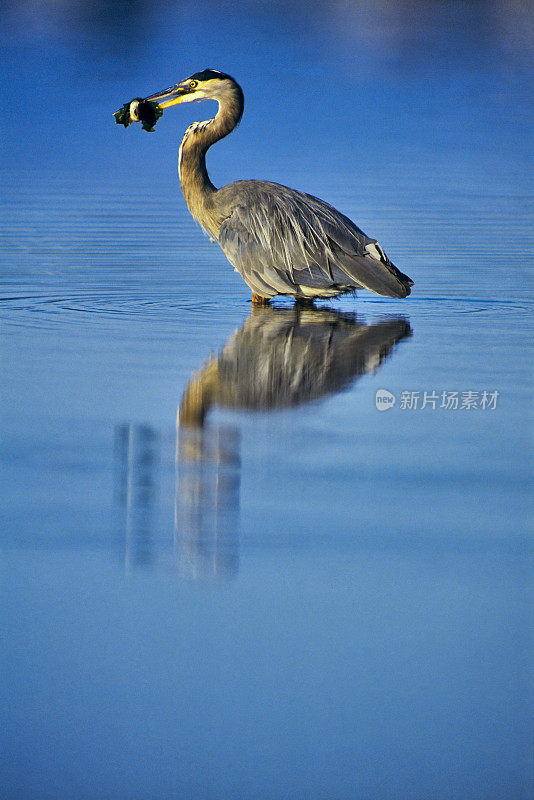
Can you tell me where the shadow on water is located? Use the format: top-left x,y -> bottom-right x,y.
115,307 -> 412,578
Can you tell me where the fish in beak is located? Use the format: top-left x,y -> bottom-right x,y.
113,80 -> 201,130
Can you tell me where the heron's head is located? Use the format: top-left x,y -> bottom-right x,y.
145,69 -> 241,110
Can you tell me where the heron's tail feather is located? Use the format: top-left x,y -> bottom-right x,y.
332,246 -> 413,298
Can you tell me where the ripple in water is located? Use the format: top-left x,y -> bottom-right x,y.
0,287 -> 247,334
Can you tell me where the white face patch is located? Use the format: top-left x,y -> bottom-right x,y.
177,79 -> 223,104
179,78 -> 235,104
179,89 -> 204,104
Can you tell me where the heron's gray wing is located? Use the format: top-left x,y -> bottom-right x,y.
217,181 -> 413,298
217,205 -> 297,297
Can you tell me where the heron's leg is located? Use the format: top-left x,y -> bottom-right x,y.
295,296 -> 315,307
251,294 -> 271,306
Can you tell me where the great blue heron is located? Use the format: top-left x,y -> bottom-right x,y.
133,69 -> 414,304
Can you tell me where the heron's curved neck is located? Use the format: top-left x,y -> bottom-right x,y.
179,85 -> 244,237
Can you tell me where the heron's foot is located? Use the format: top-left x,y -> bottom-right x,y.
251,294 -> 271,306
295,296 -> 316,307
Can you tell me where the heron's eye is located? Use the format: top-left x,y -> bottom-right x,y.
189,80 -> 198,89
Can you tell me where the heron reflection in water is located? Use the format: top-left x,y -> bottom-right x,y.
178,307 -> 412,426
116,309 -> 411,576
114,424 -> 159,570
175,307 -> 411,577
114,422 -> 240,579
120,70 -> 413,304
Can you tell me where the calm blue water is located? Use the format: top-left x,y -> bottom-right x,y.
1,3 -> 532,799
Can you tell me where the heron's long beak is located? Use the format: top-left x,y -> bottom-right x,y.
144,84 -> 188,109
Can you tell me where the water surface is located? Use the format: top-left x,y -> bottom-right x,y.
1,3 -> 532,798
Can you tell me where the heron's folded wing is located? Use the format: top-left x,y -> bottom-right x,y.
218,207 -> 298,297
218,182 -> 412,297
